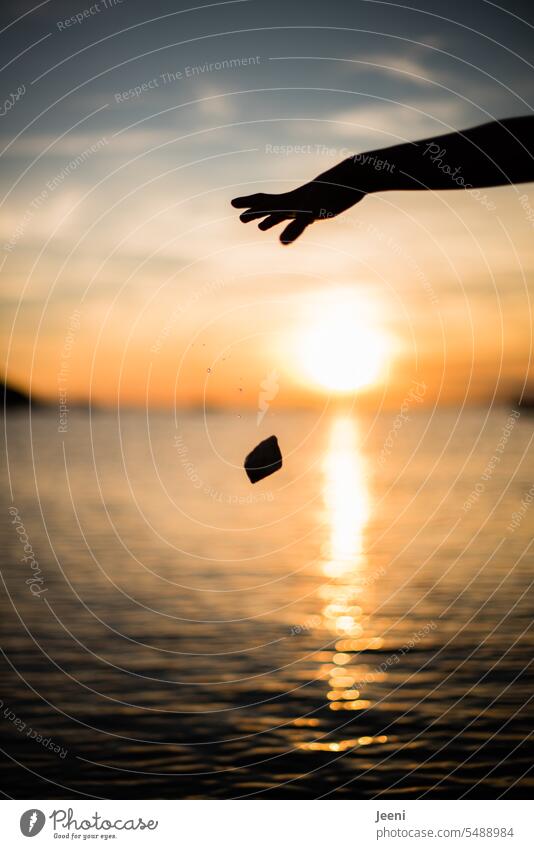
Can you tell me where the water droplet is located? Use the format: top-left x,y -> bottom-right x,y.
207,368 -> 211,373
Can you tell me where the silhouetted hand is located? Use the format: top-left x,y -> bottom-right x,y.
231,176 -> 366,244
232,116 -> 534,245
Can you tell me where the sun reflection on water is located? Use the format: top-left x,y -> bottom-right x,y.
322,415 -> 369,579
321,415 -> 370,641
299,414 -> 388,753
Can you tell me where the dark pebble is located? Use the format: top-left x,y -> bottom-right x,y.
244,435 -> 282,483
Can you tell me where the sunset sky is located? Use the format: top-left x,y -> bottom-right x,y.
1,0 -> 533,409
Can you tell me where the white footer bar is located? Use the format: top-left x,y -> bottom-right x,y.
2,799 -> 530,848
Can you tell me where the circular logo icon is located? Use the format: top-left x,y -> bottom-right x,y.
20,809 -> 46,837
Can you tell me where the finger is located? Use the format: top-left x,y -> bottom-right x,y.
258,213 -> 288,231
239,210 -> 269,223
280,215 -> 311,245
231,193 -> 271,209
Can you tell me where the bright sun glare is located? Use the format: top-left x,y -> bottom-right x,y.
294,290 -> 390,394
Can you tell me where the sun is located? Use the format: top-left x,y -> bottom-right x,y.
293,290 -> 390,394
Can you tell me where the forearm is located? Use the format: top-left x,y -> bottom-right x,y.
316,116 -> 534,194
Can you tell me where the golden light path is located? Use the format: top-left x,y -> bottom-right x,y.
300,416 -> 387,753
322,416 -> 369,580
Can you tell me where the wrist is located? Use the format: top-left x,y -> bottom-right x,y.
350,150 -> 397,192
316,153 -> 393,194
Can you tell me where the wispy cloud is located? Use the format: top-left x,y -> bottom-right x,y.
330,97 -> 471,146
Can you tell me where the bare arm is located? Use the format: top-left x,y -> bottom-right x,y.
231,116 -> 534,244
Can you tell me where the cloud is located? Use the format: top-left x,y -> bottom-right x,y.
329,97 -> 472,146
346,51 -> 439,87
192,84 -> 237,120
0,128 -> 178,158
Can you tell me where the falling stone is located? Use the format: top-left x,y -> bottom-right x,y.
244,435 -> 282,484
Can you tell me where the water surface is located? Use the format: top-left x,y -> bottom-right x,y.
1,407 -> 532,798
